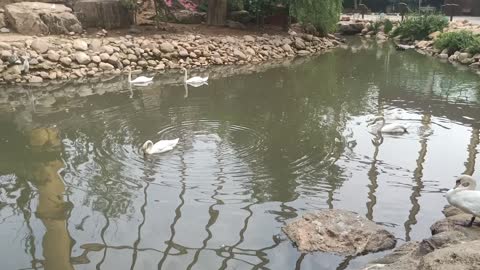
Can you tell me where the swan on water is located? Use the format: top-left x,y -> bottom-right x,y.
141,138 -> 179,155
182,67 -> 208,84
446,175 -> 480,227
128,68 -> 153,85
368,116 -> 408,134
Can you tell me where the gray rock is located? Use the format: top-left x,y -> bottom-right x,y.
0,27 -> 9,33
421,240 -> 480,270
59,57 -> 72,66
244,35 -> 255,42
31,39 -> 50,54
90,39 -> 102,51
0,42 -> 11,50
91,55 -> 101,63
47,50 -> 60,62
173,10 -> 205,24
233,49 -> 247,60
294,39 -> 306,50
226,20 -> 246,30
74,52 -> 90,64
179,49 -> 189,57
160,42 -> 175,53
438,53 -> 449,59
28,75 -> 43,83
282,44 -> 294,54
229,10 -> 251,24
283,209 -> 396,255
4,2 -> 82,35
99,62 -> 114,70
99,53 -> 110,61
101,45 -> 114,54
73,39 -> 88,51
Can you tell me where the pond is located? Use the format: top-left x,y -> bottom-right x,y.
1,39 -> 480,270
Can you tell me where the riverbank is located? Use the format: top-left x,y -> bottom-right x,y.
0,27 -> 342,84
363,205 -> 480,269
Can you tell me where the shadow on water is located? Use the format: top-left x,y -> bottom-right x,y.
1,38 -> 480,269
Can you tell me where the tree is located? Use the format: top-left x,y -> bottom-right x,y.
291,0 -> 343,35
207,0 -> 228,25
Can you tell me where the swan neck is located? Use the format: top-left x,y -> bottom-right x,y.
184,69 -> 188,81
128,70 -> 132,83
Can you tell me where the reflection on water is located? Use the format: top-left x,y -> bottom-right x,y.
1,39 -> 480,269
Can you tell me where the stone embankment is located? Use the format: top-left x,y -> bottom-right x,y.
0,31 -> 341,84
363,205 -> 480,270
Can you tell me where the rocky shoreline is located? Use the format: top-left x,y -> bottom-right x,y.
0,30 -> 342,84
363,205 -> 480,269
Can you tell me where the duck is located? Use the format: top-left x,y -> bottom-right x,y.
141,138 -> 179,155
368,116 -> 408,134
128,68 -> 153,85
182,67 -> 208,85
446,175 -> 480,227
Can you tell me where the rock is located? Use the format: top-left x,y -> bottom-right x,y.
99,53 -> 110,61
0,13 -> 5,29
179,49 -> 189,57
3,65 -> 21,75
213,57 -> 223,65
233,49 -> 247,60
31,39 -> 50,54
101,45 -> 114,55
47,50 -> 60,62
337,21 -> 365,35
173,10 -> 206,24
0,50 -> 11,61
99,62 -> 114,70
297,50 -> 310,56
438,53 -> 449,59
244,35 -> 255,42
4,2 -> 82,35
73,40 -> 88,51
294,39 -> 306,50
74,52 -> 90,64
189,52 -> 197,58
137,60 -> 147,67
0,42 -> 11,50
59,57 -> 72,66
458,53 -> 474,64
0,27 -> 9,33
421,240 -> 480,269
229,10 -> 251,24
428,31 -> 441,40
90,39 -> 102,51
282,44 -> 294,54
226,20 -> 246,30
416,40 -> 432,49
29,128 -> 49,146
283,209 -> 396,255
73,0 -> 131,29
147,60 -> 156,66
363,242 -> 421,270
160,42 -> 175,53
91,55 -> 101,63
28,75 -> 43,83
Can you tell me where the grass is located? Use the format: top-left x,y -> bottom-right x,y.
391,14 -> 449,40
434,31 -> 480,54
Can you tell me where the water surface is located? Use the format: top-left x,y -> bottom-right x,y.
1,39 -> 480,270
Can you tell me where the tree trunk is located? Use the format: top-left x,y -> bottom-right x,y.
354,0 -> 358,10
207,0 -> 227,26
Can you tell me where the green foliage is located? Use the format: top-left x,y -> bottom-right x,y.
384,19 -> 393,34
434,31 -> 480,54
391,14 -> 448,40
291,0 -> 342,35
120,0 -> 136,10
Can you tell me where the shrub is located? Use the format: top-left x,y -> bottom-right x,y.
434,31 -> 480,54
384,19 -> 393,34
391,14 -> 449,40
291,0 -> 343,35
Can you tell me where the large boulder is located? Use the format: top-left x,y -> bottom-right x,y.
4,2 -> 82,35
74,0 -> 132,29
420,240 -> 480,270
337,21 -> 365,35
283,209 -> 396,255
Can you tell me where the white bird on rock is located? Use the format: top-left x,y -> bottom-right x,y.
182,67 -> 208,85
368,116 -> 408,134
446,175 -> 480,227
141,138 -> 179,155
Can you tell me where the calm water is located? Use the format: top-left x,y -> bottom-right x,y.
1,39 -> 480,270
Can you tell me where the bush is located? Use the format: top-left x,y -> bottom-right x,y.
384,19 -> 393,34
291,0 -> 343,35
434,31 -> 480,54
391,14 -> 449,40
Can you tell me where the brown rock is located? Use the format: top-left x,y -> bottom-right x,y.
99,62 -> 114,70
283,209 -> 396,255
421,240 -> 480,270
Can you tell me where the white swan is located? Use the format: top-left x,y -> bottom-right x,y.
182,67 -> 208,84
141,138 -> 179,155
368,116 -> 408,134
446,175 -> 480,227
128,69 -> 153,85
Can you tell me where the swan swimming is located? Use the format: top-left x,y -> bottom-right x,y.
128,69 -> 153,85
446,175 -> 480,227
368,116 -> 408,134
182,67 -> 208,84
141,138 -> 179,155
